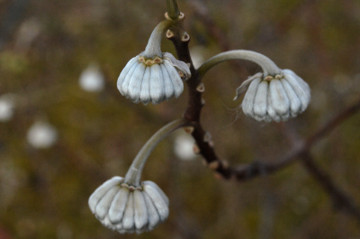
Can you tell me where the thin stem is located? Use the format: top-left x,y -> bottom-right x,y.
300,152 -> 360,220
166,0 -> 180,20
143,20 -> 173,58
124,118 -> 190,186
198,50 -> 281,78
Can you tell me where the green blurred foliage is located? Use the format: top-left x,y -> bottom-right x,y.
0,0 -> 360,238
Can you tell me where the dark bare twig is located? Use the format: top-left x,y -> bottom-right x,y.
300,152 -> 360,221
306,99 -> 360,146
167,29 -> 232,180
277,99 -> 360,222
169,4 -> 360,223
169,10 -> 360,183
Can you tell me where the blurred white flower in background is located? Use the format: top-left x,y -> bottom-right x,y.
27,120 -> 58,149
79,64 -> 105,92
15,18 -> 42,51
0,94 -> 15,122
173,132 -> 197,161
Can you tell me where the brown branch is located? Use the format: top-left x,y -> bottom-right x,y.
277,99 -> 360,222
306,99 -> 360,146
300,152 -> 360,221
169,7 -> 360,223
168,9 -> 360,183
223,97 -> 360,181
167,26 -> 232,179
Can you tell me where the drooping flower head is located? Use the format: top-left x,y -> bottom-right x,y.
118,52 -> 190,104
117,20 -> 190,104
235,69 -> 310,122
211,50 -> 312,122
89,177 -> 169,234
89,119 -> 187,234
198,50 -> 310,122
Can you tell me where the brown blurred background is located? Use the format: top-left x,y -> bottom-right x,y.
0,0 -> 360,238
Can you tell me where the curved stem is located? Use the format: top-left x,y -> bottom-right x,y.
166,0 -> 180,20
143,20 -> 173,58
197,50 -> 281,78
124,118 -> 190,186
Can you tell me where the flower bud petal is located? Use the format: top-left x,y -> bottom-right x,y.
143,181 -> 169,221
149,64 -> 165,103
238,69 -> 310,122
88,176 -> 123,213
242,77 -> 261,116
95,187 -> 120,219
282,69 -> 310,112
139,67 -> 151,104
119,58 -> 139,95
267,92 -> 281,122
234,72 -> 262,100
128,63 -> 146,101
163,52 -> 191,80
164,61 -> 184,98
253,81 -> 268,119
269,79 -> 290,116
143,181 -> 169,205
160,64 -> 175,99
280,79 -> 301,116
142,192 -> 161,229
122,193 -> 135,230
117,57 -> 138,94
108,188 -> 129,223
133,190 -> 148,230
89,178 -> 169,234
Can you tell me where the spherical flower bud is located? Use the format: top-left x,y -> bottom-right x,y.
117,52 -> 190,104
88,176 -> 169,234
117,19 -> 190,104
79,64 -> 105,92
235,69 -> 310,122
27,120 -> 58,148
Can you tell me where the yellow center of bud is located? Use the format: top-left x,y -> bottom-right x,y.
121,182 -> 143,191
264,74 -> 284,81
138,56 -> 164,66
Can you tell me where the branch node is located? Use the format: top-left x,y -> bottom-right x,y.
166,29 -> 175,39
196,82 -> 205,93
208,161 -> 220,170
164,11 -> 185,21
193,144 -> 200,154
181,32 -> 190,42
184,126 -> 194,134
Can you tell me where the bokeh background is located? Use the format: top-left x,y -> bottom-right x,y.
1,0 -> 360,238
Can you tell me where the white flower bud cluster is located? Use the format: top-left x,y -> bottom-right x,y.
117,52 -> 190,104
236,69 -> 310,122
89,176 -> 169,234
